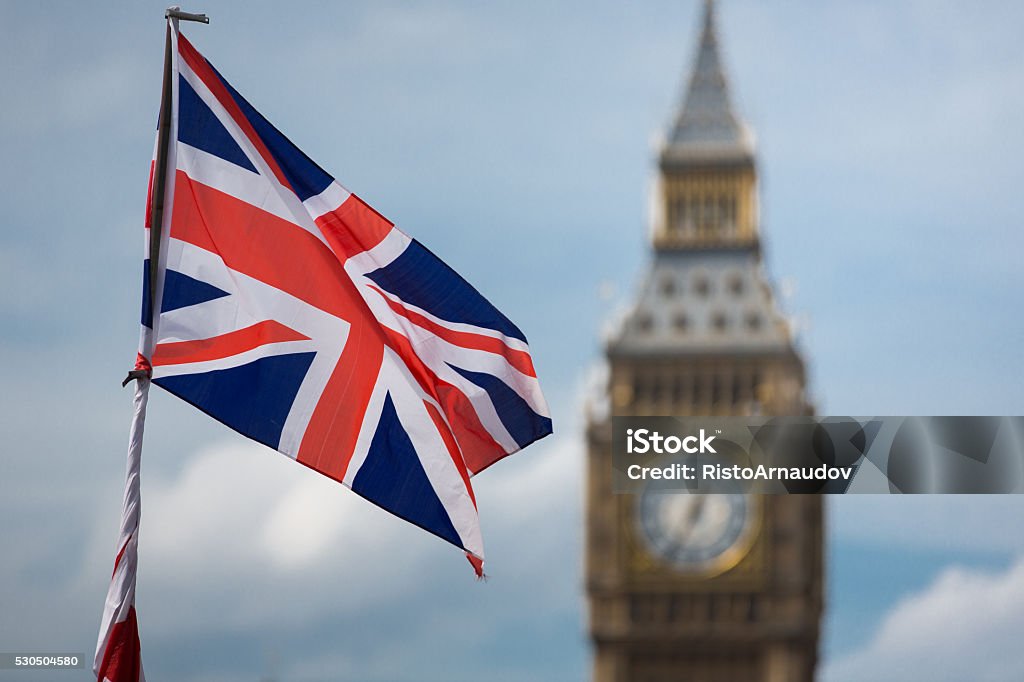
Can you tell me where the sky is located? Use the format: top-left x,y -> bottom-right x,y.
1,0 -> 1024,680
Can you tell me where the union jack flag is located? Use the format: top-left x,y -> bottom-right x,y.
99,18 -> 551,682
161,29 -> 552,560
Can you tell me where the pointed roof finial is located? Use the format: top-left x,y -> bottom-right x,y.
663,0 -> 753,163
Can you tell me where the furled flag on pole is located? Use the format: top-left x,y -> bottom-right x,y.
95,8 -> 552,682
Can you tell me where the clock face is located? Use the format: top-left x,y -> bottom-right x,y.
637,486 -> 757,574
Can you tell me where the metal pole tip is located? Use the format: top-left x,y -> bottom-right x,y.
165,7 -> 210,23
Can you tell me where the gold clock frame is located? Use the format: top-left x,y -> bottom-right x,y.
624,490 -> 765,582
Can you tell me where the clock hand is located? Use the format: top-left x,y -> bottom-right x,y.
690,495 -> 707,524
671,495 -> 707,545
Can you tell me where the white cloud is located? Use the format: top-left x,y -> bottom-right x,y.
126,440 -> 437,632
257,473 -> 354,570
137,440 -> 404,577
824,557 -> 1024,682
75,431 -> 582,639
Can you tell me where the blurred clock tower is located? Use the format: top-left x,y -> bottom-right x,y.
585,2 -> 823,680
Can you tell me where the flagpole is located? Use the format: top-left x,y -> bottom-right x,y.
149,8 -> 206,291
95,9 -> 207,682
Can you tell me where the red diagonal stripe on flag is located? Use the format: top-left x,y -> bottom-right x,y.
315,194 -> 393,262
379,326 -> 508,475
170,169 -> 394,479
171,171 -> 371,322
110,535 -> 132,578
177,34 -> 292,191
153,320 -> 310,366
424,400 -> 477,508
367,284 -> 537,377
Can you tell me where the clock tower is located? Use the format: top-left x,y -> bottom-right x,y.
585,2 -> 823,680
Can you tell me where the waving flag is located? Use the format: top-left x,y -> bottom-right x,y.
160,26 -> 551,563
97,13 -> 550,682
155,27 -> 551,557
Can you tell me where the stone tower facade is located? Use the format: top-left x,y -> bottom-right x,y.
585,3 -> 823,680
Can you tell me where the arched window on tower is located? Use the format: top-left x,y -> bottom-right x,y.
703,196 -> 714,236
730,374 -> 743,407
675,197 -> 688,235
669,195 -> 701,238
719,196 -> 731,236
711,373 -> 723,406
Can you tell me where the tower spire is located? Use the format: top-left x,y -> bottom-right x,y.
663,0 -> 752,162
